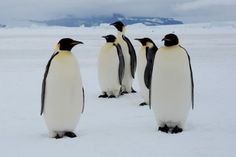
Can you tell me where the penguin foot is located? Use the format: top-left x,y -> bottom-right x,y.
139,102 -> 148,106
54,134 -> 63,139
64,132 -> 77,138
108,95 -> 116,98
170,126 -> 183,134
98,93 -> 108,98
158,125 -> 169,133
131,88 -> 136,93
121,91 -> 129,95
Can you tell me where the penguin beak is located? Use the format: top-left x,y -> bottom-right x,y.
110,22 -> 116,26
102,36 -> 107,39
162,38 -> 170,41
71,40 -> 84,45
135,38 -> 145,46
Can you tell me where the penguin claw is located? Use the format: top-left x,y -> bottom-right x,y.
158,125 -> 169,133
64,132 -> 77,138
170,126 -> 183,134
54,134 -> 63,139
108,95 -> 116,98
139,102 -> 148,106
131,89 -> 136,93
98,93 -> 108,98
121,91 -> 129,95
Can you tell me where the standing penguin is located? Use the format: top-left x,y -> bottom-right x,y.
98,35 -> 125,98
111,21 -> 137,94
41,38 -> 85,138
135,38 -> 158,106
151,34 -> 194,133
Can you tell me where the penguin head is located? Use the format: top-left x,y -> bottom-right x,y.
110,21 -> 125,32
57,38 -> 83,51
162,34 -> 179,47
102,35 -> 116,43
135,38 -> 155,47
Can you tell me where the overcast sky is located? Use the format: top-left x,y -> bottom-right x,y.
1,0 -> 236,25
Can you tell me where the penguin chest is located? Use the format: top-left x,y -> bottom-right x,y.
137,48 -> 148,99
154,47 -> 191,96
151,46 -> 191,123
98,45 -> 120,90
44,52 -> 83,130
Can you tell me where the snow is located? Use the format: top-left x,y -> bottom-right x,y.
0,22 -> 236,157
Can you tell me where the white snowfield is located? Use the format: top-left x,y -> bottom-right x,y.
0,22 -> 236,157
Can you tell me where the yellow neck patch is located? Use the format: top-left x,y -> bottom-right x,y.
146,42 -> 154,48
122,26 -> 126,33
55,43 -> 60,51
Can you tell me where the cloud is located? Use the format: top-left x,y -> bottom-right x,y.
0,0 -> 235,25
175,0 -> 236,11
0,0 -> 177,23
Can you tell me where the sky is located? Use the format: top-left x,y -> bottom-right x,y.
1,0 -> 236,26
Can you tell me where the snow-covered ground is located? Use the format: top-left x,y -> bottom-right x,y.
0,22 -> 236,157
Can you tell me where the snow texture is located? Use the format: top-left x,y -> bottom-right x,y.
0,22 -> 236,157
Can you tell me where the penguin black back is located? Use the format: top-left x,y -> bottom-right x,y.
162,34 -> 179,47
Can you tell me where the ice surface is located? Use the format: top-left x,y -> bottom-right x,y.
0,22 -> 236,157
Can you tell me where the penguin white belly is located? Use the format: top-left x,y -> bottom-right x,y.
44,52 -> 83,132
118,39 -> 132,92
151,46 -> 191,127
98,45 -> 120,95
137,48 -> 149,103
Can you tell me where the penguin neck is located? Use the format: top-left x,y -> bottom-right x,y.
146,42 -> 154,48
117,31 -> 125,39
58,50 -> 72,54
105,43 -> 114,47
140,47 -> 146,55
165,44 -> 179,49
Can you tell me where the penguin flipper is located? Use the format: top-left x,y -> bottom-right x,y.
115,43 -> 125,85
149,83 -> 152,109
180,45 -> 194,109
144,63 -> 152,89
82,87 -> 85,113
147,45 -> 158,110
144,46 -> 158,89
41,52 -> 59,115
122,35 -> 137,78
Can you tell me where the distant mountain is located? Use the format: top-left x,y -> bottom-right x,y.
0,24 -> 6,28
31,14 -> 183,27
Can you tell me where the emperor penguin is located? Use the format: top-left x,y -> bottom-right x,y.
111,21 -> 137,94
150,34 -> 194,134
98,35 -> 125,98
135,38 -> 158,106
41,38 -> 85,138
